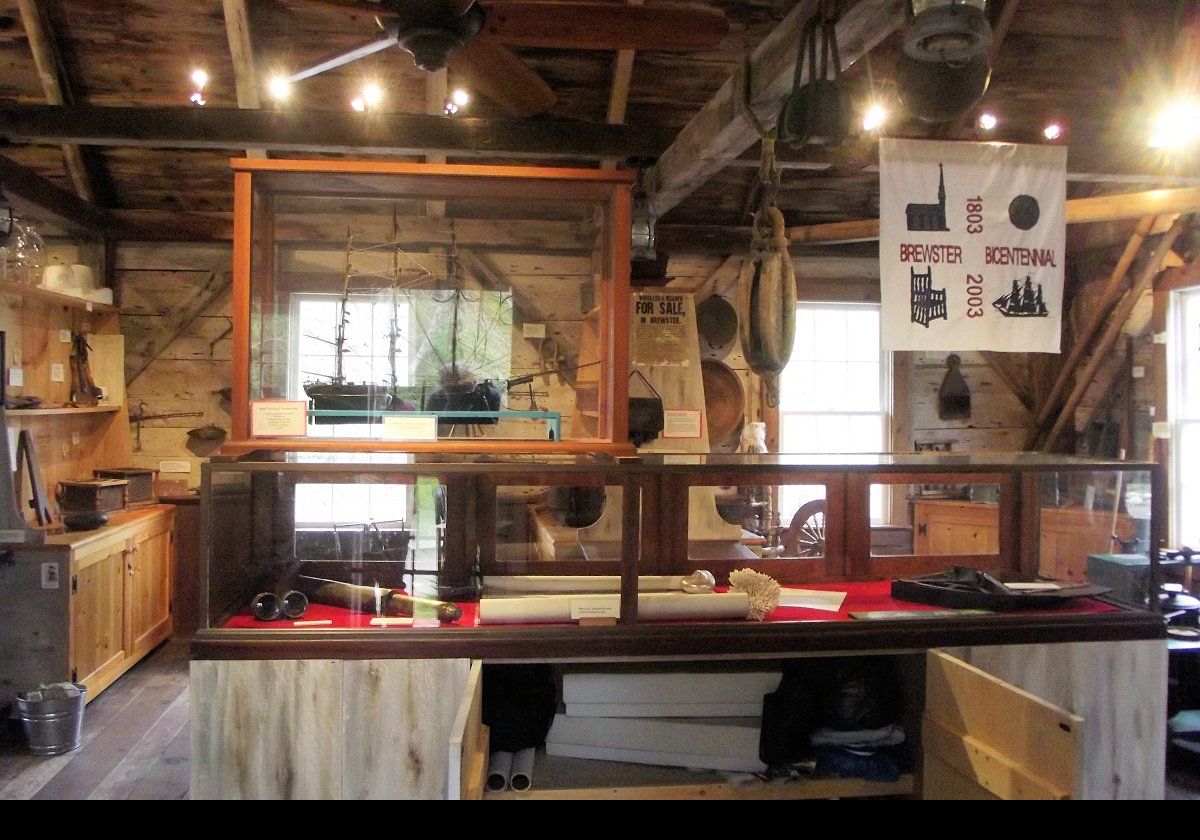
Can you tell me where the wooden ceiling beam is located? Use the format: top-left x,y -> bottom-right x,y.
600,0 -> 644,171
0,154 -> 112,238
14,0 -> 97,203
0,104 -> 674,161
220,0 -> 267,160
645,0 -> 906,216
788,186 -> 1200,244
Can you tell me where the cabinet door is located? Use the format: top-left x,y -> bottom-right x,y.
127,523 -> 173,659
922,651 -> 1081,800
71,545 -> 128,693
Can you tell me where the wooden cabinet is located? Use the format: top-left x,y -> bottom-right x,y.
71,543 -> 128,693
912,500 -> 1133,580
65,506 -> 174,698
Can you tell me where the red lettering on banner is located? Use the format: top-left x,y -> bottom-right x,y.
898,243 -> 963,264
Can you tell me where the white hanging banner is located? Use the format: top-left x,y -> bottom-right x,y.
879,138 -> 1066,352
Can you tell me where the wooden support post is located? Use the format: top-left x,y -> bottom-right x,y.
1039,217 -> 1190,452
619,474 -> 641,625
221,0 -> 267,160
1027,215 -> 1158,446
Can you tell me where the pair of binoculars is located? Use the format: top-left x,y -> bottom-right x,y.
251,590 -> 308,621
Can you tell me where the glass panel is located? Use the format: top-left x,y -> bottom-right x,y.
1040,470 -> 1151,584
492,484 -> 624,567
697,483 -> 828,560
249,180 -> 607,443
872,482 -> 1002,557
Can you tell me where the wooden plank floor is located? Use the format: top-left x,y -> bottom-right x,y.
0,641 -> 191,800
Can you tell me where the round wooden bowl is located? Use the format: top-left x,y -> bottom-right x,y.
701,359 -> 745,446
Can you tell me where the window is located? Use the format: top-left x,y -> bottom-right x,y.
290,292 -> 411,526
1171,287 -> 1200,546
778,303 -> 888,522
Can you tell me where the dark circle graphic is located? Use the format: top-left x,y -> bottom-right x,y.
1008,194 -> 1040,230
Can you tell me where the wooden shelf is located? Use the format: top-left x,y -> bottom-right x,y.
482,753 -> 915,800
8,405 -> 121,417
1,284 -> 116,313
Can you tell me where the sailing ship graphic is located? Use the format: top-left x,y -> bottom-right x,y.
993,276 -> 1049,318
905,163 -> 950,232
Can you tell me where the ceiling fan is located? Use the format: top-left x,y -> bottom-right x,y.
294,0 -> 730,116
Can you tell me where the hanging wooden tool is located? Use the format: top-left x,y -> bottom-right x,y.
937,354 -> 971,421
69,332 -> 102,407
15,430 -> 53,526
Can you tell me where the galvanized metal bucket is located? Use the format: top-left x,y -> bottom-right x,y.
15,683 -> 87,756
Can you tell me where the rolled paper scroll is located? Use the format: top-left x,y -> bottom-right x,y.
510,747 -> 536,792
486,751 -> 514,792
478,591 -> 750,625
483,570 -> 716,596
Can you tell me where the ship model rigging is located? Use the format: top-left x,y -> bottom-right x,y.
302,214 -> 578,433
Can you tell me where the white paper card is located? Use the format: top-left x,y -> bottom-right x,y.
41,562 -> 59,589
1005,582 -> 1063,591
159,460 -> 192,473
369,617 -> 414,627
570,596 -> 621,620
8,368 -> 22,387
292,619 -> 333,627
50,363 -> 64,383
250,400 -> 308,437
778,588 -> 847,611
522,323 -> 547,339
382,414 -> 438,441
662,409 -> 703,439
59,329 -> 71,344
0,529 -> 26,543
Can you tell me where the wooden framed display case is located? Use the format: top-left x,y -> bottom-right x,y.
189,452 -> 1168,800
223,159 -> 634,457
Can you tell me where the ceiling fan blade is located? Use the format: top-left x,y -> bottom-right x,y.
481,2 -> 729,50
446,39 -> 556,116
289,34 -> 399,83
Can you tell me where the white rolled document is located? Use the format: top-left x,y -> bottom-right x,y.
486,751 -> 514,792
483,572 -> 713,595
478,591 -> 750,624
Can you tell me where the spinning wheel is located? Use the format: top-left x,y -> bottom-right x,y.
782,500 -> 826,558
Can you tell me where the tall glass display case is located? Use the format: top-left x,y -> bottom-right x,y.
225,160 -> 633,455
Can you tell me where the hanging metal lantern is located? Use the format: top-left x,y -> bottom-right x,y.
897,0 -> 992,123
630,168 -> 657,261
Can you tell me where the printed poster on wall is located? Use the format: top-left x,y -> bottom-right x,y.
879,138 -> 1066,352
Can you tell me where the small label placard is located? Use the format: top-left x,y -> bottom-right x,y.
50,363 -> 64,383
382,414 -> 438,441
0,529 -> 27,544
8,368 -> 22,388
250,400 -> 308,437
159,460 -> 192,473
41,562 -> 59,589
662,409 -> 703,439
570,596 -> 621,620
59,329 -> 71,344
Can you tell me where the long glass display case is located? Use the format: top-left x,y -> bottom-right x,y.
193,452 -> 1168,659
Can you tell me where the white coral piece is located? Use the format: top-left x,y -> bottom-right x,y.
728,568 -> 781,621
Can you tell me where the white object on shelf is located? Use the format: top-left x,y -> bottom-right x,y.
83,288 -> 113,306
546,714 -> 766,773
565,702 -> 764,718
562,670 -> 780,706
70,264 -> 96,291
478,591 -> 750,625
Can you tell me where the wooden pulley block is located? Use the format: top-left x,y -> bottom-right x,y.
738,206 -> 796,407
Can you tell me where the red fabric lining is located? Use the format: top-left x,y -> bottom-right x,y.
222,580 -> 1117,630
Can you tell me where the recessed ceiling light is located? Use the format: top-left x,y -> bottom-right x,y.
978,112 -> 997,131
267,76 -> 292,102
1043,122 -> 1063,141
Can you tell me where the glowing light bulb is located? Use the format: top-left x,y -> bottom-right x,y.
351,97 -> 366,112
190,69 -> 208,89
1148,100 -> 1200,150
268,76 -> 292,102
362,82 -> 383,108
861,103 -> 888,132
1043,122 -> 1063,141
451,88 -> 470,108
978,112 -> 997,131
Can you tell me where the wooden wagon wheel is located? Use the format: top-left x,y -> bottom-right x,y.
782,499 -> 826,557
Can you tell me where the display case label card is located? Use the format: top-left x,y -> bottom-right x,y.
250,400 -> 308,437
41,562 -> 59,589
382,415 -> 438,441
570,596 -> 621,620
8,368 -> 22,387
522,323 -> 547,339
662,409 -> 703,439
0,530 -> 26,543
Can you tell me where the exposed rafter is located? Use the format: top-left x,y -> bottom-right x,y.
0,104 -> 675,161
220,0 -> 266,159
645,0 -> 906,216
600,0 -> 644,170
14,0 -> 97,202
0,154 -> 112,238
